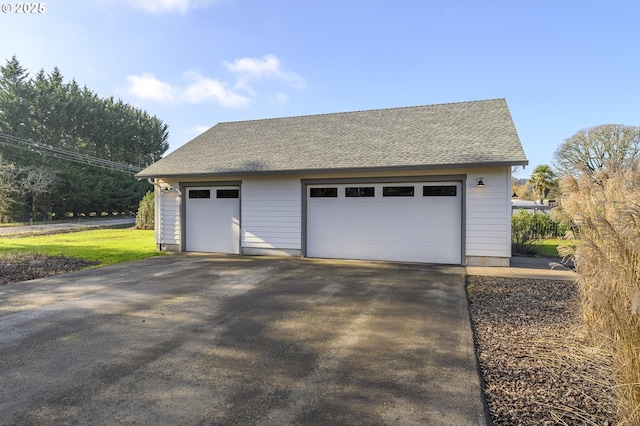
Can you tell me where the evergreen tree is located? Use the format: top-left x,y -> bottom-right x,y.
0,55 -> 32,138
0,56 -> 166,221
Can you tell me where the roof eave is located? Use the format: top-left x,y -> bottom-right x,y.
135,159 -> 529,180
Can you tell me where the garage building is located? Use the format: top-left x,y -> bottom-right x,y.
136,99 -> 528,266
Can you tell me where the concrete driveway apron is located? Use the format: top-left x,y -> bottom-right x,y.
0,254 -> 486,425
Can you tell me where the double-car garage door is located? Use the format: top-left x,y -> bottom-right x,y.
183,181 -> 462,264
307,181 -> 462,264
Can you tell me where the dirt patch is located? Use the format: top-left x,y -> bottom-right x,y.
468,276 -> 616,425
0,253 -> 99,285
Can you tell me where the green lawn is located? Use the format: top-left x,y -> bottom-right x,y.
0,229 -> 163,266
530,238 -> 577,257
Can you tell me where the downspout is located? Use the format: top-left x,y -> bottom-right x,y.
146,178 -> 162,251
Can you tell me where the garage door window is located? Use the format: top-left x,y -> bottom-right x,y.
345,187 -> 375,197
217,189 -> 240,198
310,188 -> 338,197
383,186 -> 414,197
189,189 -> 211,199
423,185 -> 457,196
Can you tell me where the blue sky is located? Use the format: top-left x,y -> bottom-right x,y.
1,0 -> 638,178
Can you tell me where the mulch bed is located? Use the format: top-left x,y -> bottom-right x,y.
468,276 -> 617,425
0,253 -> 98,285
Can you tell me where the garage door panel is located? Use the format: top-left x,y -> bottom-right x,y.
307,182 -> 462,264
185,186 -> 240,253
309,238 -> 458,264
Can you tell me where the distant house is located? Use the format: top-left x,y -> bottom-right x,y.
511,199 -> 553,215
136,98 -> 528,266
512,199 -> 544,208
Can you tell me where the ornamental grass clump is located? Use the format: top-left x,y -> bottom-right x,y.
559,163 -> 640,425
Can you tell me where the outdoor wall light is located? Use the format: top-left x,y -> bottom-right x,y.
476,178 -> 485,187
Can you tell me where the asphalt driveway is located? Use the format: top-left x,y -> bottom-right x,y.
0,254 -> 486,425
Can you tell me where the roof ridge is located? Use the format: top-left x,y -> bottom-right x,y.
215,98 -> 506,126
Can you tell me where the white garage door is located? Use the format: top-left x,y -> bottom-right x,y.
185,186 -> 240,253
307,182 -> 462,264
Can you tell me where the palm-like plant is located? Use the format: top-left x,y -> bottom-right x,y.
528,164 -> 557,202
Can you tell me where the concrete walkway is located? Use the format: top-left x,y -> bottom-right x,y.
467,256 -> 577,281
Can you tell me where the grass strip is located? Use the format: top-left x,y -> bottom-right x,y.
530,239 -> 577,257
0,229 -> 163,267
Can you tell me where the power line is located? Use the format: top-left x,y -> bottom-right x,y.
0,133 -> 143,175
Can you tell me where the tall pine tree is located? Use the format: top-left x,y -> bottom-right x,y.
0,56 -> 168,221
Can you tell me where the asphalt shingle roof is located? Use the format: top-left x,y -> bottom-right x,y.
137,98 -> 528,178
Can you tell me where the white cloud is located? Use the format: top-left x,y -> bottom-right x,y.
182,71 -> 250,107
125,73 -> 177,103
123,0 -> 215,14
226,54 -> 281,77
124,54 -> 303,108
124,71 -> 249,107
233,77 -> 256,96
225,54 -> 305,88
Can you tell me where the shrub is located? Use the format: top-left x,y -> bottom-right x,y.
511,209 -> 539,255
135,191 -> 154,230
512,209 -> 574,255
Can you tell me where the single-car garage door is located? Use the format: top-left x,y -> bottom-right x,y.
307,182 -> 462,264
185,186 -> 240,253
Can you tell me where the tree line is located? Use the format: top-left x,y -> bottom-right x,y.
513,124 -> 640,203
0,56 -> 168,222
